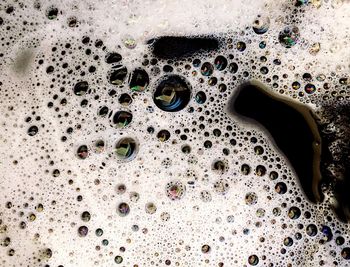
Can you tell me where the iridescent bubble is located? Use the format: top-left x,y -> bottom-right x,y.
77,145 -> 88,159
283,237 -> 294,247
252,15 -> 270,34
113,111 -> 133,128
236,41 -> 246,51
122,35 -> 136,49
153,75 -> 192,112
201,62 -> 214,76
288,206 -> 301,219
275,182 -> 287,194
292,81 -> 301,90
166,181 -> 186,200
117,202 -> 130,217
336,236 -> 345,245
128,68 -> 149,92
228,62 -> 238,74
295,0 -> 309,6
78,226 -> 88,237
305,83 -> 316,94
115,137 -> 138,160
306,224 -> 318,236
245,192 -> 258,205
195,91 -> 207,104
214,55 -> 228,71
278,26 -> 300,48
248,255 -> 259,265
321,225 -> 333,242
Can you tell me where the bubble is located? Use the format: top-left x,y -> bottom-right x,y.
157,130 -> 170,142
74,81 -> 89,96
255,165 -> 266,176
81,211 -> 91,222
306,224 -> 318,236
93,139 -> 105,154
128,68 -> 149,92
228,62 -> 239,74
214,55 -> 228,71
245,192 -> 258,205
145,202 -> 157,214
283,237 -> 294,246
341,248 -> 350,260
200,62 -> 214,76
295,0 -> 309,6
122,35 -> 137,49
236,41 -> 246,51
275,182 -> 287,194
212,159 -> 228,173
269,171 -> 278,180
113,111 -> 133,128
78,226 -> 89,237
288,206 -> 301,219
309,42 -> 321,55
153,75 -> 192,112
108,66 -> 128,85
278,26 -> 300,48
117,202 -> 130,217
195,91 -> 207,104
115,137 -> 138,160
77,145 -> 88,159
241,164 -> 251,175
213,180 -> 230,195
248,255 -> 259,265
292,81 -> 301,90
166,181 -> 186,200
46,6 -> 58,20
118,93 -> 133,106
98,106 -> 109,117
252,15 -> 270,34
114,255 -> 123,264
304,83 -> 316,94
95,228 -> 103,237
27,125 -> 38,136
321,225 -> 333,242
201,244 -> 211,253
105,53 -> 122,64
336,236 -> 345,245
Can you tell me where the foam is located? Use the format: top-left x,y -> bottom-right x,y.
0,0 -> 350,266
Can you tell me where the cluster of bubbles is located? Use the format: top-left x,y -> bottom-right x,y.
0,0 -> 349,266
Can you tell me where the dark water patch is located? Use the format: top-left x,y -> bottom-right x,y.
227,80 -> 323,203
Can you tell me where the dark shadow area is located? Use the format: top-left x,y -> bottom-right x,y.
318,103 -> 350,222
148,36 -> 219,59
